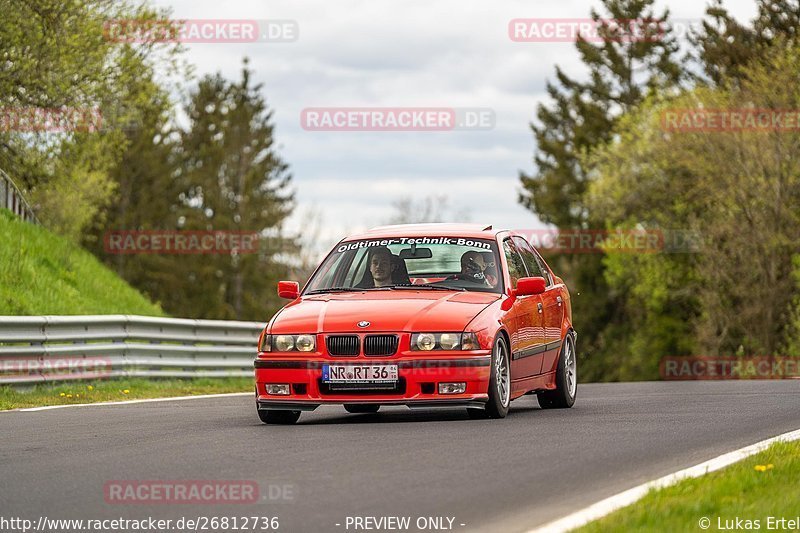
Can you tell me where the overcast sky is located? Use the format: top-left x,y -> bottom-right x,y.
149,0 -> 758,253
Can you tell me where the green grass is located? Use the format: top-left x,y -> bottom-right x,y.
0,211 -> 253,407
0,209 -> 163,315
0,377 -> 253,410
577,440 -> 800,532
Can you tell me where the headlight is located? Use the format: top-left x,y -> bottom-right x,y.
274,335 -> 295,351
411,332 -> 482,351
265,334 -> 317,353
415,333 -> 437,351
295,334 -> 315,352
439,333 -> 460,350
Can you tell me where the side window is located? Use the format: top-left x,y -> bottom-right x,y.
502,239 -> 527,289
305,251 -> 349,292
513,236 -> 544,279
533,249 -> 553,286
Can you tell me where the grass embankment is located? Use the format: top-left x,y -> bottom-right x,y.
1,209 -> 254,409
0,208 -> 163,315
578,439 -> 800,532
0,377 -> 253,410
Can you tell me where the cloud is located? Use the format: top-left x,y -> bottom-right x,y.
151,0 -> 760,253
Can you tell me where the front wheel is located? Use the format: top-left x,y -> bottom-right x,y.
258,409 -> 301,425
470,335 -> 511,419
537,333 -> 577,409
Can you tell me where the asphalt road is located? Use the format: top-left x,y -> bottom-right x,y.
2,381 -> 799,533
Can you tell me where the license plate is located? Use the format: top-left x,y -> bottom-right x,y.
322,364 -> 398,383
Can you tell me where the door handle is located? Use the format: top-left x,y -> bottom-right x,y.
557,296 -> 562,306
537,302 -> 543,313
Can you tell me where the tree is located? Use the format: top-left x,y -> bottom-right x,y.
174,62 -> 294,320
692,0 -> 800,86
587,44 -> 800,374
0,0 -> 183,239
520,0 -> 681,227
518,0 -> 683,379
786,255 -> 800,357
87,62 -> 294,321
82,81 -> 183,308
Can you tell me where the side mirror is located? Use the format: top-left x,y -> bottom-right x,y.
516,277 -> 546,296
277,281 -> 300,299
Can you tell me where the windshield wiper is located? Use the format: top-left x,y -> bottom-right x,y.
387,283 -> 466,292
306,287 -> 358,294
306,287 -> 390,295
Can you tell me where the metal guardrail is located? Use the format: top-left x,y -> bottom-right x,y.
0,169 -> 39,224
0,315 -> 264,384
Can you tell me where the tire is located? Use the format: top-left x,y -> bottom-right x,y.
258,409 -> 301,425
344,404 -> 380,414
537,333 -> 577,409
482,334 -> 511,419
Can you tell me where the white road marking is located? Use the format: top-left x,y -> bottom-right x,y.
529,427 -> 800,533
5,392 -> 253,412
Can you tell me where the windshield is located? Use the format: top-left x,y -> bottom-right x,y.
305,236 -> 503,294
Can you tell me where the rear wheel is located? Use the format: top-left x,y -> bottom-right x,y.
258,409 -> 301,425
468,335 -> 511,419
344,404 -> 380,414
537,333 -> 577,409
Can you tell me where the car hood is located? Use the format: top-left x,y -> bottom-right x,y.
271,290 -> 500,333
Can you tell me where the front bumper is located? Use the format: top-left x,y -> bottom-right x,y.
255,355 -> 491,410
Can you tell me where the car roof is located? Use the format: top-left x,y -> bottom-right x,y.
344,223 -> 502,241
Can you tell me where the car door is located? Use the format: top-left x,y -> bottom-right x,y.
516,236 -> 566,374
502,238 -> 545,378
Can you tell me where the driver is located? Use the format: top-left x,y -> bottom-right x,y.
368,247 -> 396,288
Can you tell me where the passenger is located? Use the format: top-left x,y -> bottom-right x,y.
449,250 -> 490,285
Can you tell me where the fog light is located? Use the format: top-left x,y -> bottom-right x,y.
438,382 -> 466,394
266,384 -> 291,395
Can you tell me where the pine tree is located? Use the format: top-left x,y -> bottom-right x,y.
520,0 -> 681,226
693,0 -> 800,86
176,61 -> 294,320
517,0 -> 682,378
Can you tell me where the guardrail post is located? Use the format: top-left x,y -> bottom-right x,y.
0,169 -> 39,224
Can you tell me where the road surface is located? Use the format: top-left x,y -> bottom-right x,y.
2,381 -> 799,532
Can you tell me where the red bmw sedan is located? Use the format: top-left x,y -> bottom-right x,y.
255,223 -> 576,424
